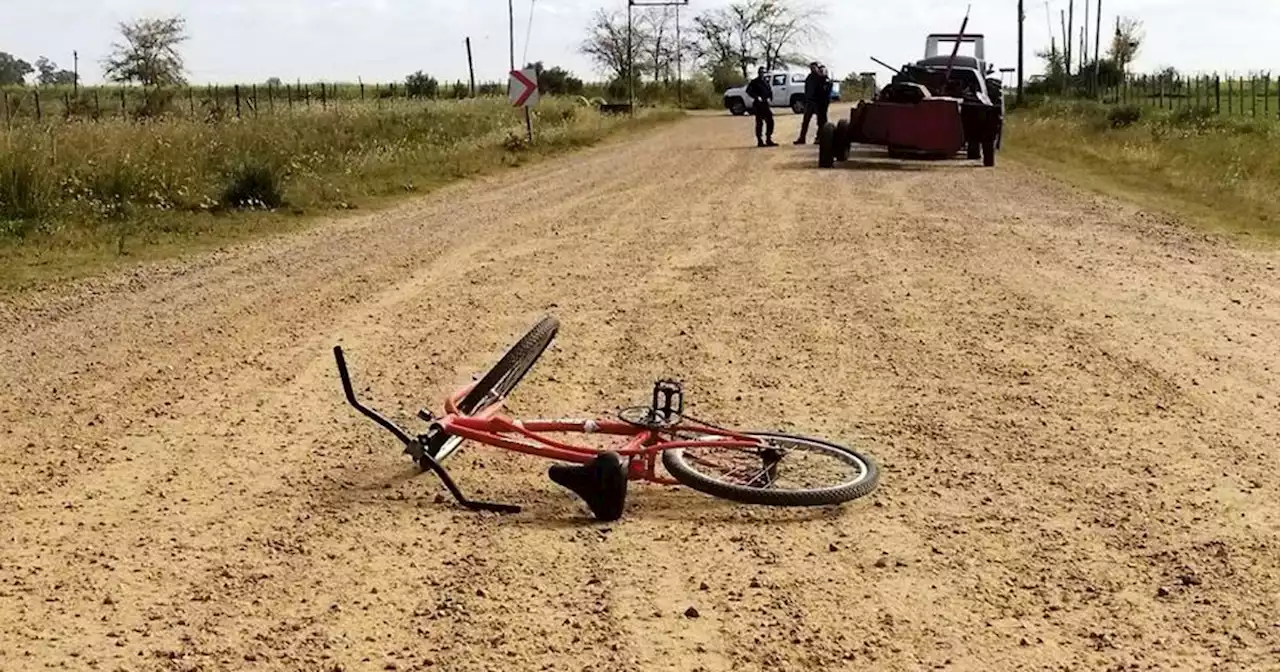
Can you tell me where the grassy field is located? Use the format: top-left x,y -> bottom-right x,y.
0,77 -> 725,124
1005,98 -> 1280,242
0,96 -> 683,290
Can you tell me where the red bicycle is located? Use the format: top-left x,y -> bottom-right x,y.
333,315 -> 879,520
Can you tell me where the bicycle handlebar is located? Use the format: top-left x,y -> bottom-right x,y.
333,345 -> 415,448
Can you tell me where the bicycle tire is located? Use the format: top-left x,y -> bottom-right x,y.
456,314 -> 559,416
662,431 -> 879,507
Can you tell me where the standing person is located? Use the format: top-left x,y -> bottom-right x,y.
816,64 -> 833,130
795,62 -> 822,144
745,67 -> 777,147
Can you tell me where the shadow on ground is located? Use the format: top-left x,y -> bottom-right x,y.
780,148 -> 986,173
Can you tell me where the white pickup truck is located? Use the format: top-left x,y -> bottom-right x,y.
722,70 -> 841,115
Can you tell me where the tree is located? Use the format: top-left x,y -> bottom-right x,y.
690,0 -> 825,79
265,76 -> 283,87
724,2 -> 766,78
0,52 -> 34,85
526,62 -> 584,96
754,0 -> 827,71
692,12 -> 738,75
34,57 -> 77,86
102,16 -> 189,86
580,8 -> 639,83
1108,16 -> 1143,74
405,71 -> 439,98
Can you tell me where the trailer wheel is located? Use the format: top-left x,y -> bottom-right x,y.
982,138 -> 996,167
818,122 -> 836,168
966,141 -> 980,160
834,119 -> 852,161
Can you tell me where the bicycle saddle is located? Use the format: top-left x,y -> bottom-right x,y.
548,451 -> 628,522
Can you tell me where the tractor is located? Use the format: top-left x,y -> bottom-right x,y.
818,28 -> 1004,169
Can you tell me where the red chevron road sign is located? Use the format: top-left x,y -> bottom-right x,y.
508,68 -> 540,108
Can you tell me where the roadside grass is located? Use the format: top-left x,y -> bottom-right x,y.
1004,98 -> 1280,243
0,97 -> 683,291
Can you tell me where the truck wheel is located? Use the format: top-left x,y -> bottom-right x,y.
818,122 -> 836,168
791,97 -> 806,114
834,119 -> 852,161
982,138 -> 996,167
727,99 -> 746,116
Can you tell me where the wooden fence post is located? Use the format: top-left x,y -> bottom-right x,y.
120,89 -> 127,119
94,90 -> 101,119
235,85 -> 242,118
1214,75 -> 1221,114
189,87 -> 195,116
34,89 -> 41,121
321,83 -> 327,109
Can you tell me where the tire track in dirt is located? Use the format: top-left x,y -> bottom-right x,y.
4,108 -> 1280,672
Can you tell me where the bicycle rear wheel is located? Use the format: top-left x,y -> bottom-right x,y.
661,432 -> 878,506
456,314 -> 559,416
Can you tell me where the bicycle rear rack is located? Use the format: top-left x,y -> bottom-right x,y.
333,345 -> 520,514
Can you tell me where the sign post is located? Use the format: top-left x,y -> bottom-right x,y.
509,67 -> 539,142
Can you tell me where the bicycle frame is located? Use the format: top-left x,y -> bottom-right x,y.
437,380 -> 765,485
334,345 -> 767,514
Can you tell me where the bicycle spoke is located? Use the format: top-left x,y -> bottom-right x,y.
677,436 -> 865,492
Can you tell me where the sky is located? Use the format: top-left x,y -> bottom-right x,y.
4,0 -> 1278,87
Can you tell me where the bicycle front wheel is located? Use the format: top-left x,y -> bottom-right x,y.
661,432 -> 879,507
456,314 -> 559,416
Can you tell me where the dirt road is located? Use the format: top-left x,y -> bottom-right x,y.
3,107 -> 1279,672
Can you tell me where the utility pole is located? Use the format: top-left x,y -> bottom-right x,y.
1083,0 -> 1090,66
676,4 -> 682,108
1093,0 -> 1103,96
627,0 -> 634,113
509,0 -> 532,141
1066,0 -> 1074,78
1017,0 -> 1024,103
466,37 -> 476,97
628,0 -> 689,113
1059,9 -> 1068,91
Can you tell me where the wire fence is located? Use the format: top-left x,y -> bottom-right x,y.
1100,72 -> 1279,117
0,80 -> 509,125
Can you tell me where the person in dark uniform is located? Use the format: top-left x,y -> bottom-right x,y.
795,62 -> 832,144
745,67 -> 777,147
817,64 -> 833,126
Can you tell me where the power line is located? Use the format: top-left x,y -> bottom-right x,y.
522,0 -> 537,66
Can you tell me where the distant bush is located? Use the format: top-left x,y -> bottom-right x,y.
1108,104 -> 1142,128
405,71 -> 439,99
222,159 -> 285,209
